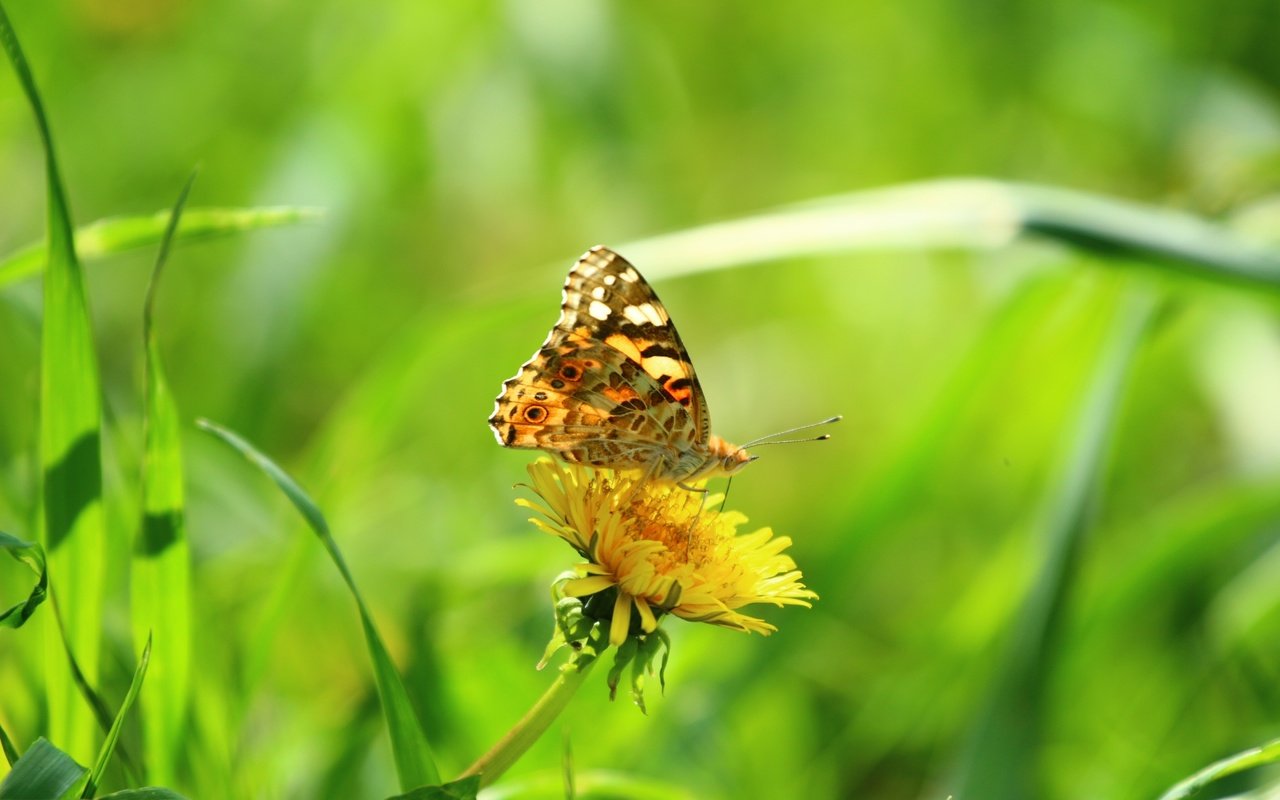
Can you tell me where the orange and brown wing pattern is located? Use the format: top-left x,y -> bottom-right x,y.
552,246 -> 711,444
489,339 -> 692,469
489,245 -> 710,472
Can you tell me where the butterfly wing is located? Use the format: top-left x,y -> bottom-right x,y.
490,339 -> 690,469
556,246 -> 711,443
489,246 -> 711,470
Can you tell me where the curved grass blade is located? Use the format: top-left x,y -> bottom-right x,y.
0,206 -> 323,290
482,770 -> 702,800
385,776 -> 480,800
194,418 -> 440,791
46,602 -> 142,785
828,269 -> 1072,569
951,285 -> 1164,799
0,530 -> 47,628
0,722 -> 18,767
84,634 -> 152,798
1157,737 -> 1280,800
96,790 -> 188,800
1075,478 -> 1280,640
0,738 -> 89,800
130,175 -> 195,787
1,0 -> 106,760
617,179 -> 1280,293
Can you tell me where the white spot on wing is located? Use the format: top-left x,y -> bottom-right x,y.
637,302 -> 664,325
604,274 -> 617,285
623,302 -> 665,326
623,304 -> 648,325
621,268 -> 639,283
588,300 -> 611,320
591,286 -> 606,300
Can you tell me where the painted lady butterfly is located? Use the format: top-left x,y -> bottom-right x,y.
489,245 -> 757,485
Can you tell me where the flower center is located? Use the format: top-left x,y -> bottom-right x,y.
620,485 -> 716,570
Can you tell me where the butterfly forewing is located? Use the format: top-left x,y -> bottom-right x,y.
555,247 -> 710,441
490,246 -> 712,471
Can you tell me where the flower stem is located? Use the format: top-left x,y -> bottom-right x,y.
461,651 -> 600,788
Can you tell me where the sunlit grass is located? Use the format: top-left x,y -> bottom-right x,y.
0,206 -> 323,290
195,418 -> 441,793
1,0 -> 109,762
132,174 -> 194,788
3,1 -> 1280,799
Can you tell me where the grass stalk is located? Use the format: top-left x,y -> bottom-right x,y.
461,652 -> 600,789
130,175 -> 196,786
951,284 -> 1163,798
1,0 -> 106,761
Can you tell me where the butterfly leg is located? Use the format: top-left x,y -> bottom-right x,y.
619,455 -> 664,508
717,475 -> 734,517
674,478 -> 711,550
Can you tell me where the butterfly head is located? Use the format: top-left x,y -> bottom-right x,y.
715,415 -> 843,478
707,434 -> 756,477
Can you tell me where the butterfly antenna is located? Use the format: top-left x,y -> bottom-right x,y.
749,434 -> 834,447
721,475 -> 735,512
740,415 -> 842,448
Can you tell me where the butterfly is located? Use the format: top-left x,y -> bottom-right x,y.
489,245 -> 760,486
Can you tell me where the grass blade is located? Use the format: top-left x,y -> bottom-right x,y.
0,738 -> 89,800
951,285 -> 1163,799
195,418 -> 441,791
1076,478 -> 1280,639
0,206 -> 323,290
130,175 -> 195,787
385,776 -> 480,800
482,770 -> 701,800
828,269 -> 1072,569
97,790 -> 189,800
1,0 -> 106,761
562,730 -> 574,800
45,605 -> 143,785
617,179 -> 1280,293
1157,737 -> 1280,800
0,530 -> 47,628
0,722 -> 18,768
85,634 -> 152,798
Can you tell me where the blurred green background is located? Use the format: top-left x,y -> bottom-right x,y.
3,1 -> 1280,798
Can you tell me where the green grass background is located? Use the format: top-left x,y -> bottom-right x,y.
3,1 -> 1280,798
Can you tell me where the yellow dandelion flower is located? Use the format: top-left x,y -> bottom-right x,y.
517,458 -> 818,647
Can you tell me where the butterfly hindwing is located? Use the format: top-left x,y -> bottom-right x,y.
491,339 -> 694,468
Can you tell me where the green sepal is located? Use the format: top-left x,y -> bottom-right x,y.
606,637 -> 638,704
639,628 -> 671,696
540,576 -> 605,670
536,622 -> 568,671
628,631 -> 673,714
604,630 -> 672,713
